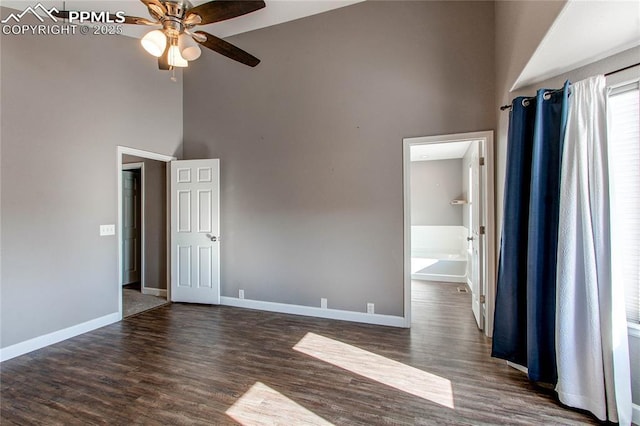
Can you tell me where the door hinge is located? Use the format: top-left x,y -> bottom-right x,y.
479,157 -> 485,166
480,295 -> 486,304
479,225 -> 485,235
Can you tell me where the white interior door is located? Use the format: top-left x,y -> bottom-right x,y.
122,170 -> 141,285
170,159 -> 220,304
470,148 -> 484,330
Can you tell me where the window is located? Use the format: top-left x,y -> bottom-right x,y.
608,80 -> 640,324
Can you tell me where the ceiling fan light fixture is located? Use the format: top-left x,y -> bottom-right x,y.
168,44 -> 189,67
178,34 -> 202,61
110,0 -> 265,70
141,29 -> 167,57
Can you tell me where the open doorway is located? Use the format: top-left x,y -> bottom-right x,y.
117,147 -> 176,319
122,165 -> 142,289
403,131 -> 495,336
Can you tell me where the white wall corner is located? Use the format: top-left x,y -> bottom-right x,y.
0,312 -> 119,362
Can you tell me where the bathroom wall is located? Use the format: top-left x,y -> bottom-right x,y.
410,159 -> 463,226
411,158 -> 467,261
411,226 -> 467,259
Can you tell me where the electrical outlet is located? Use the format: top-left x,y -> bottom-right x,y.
99,224 -> 115,236
239,289 -> 245,299
321,298 -> 327,309
367,303 -> 375,314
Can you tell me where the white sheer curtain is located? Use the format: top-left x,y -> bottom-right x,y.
555,75 -> 632,424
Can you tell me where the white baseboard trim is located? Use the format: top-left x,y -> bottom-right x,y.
142,287 -> 167,298
220,297 -> 406,328
0,312 -> 120,362
506,361 -> 529,374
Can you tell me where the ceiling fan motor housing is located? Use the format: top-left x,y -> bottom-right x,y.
160,0 -> 193,37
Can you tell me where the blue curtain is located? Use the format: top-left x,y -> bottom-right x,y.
491,96 -> 536,367
492,81 -> 570,384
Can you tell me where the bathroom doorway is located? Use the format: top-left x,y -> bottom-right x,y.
403,131 -> 496,335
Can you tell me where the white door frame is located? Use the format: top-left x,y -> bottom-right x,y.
402,131 -> 496,336
117,146 -> 176,320
122,162 -> 145,290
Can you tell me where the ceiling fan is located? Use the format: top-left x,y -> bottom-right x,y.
53,0 -> 265,69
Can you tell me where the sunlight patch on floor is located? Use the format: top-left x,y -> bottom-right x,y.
293,332 -> 455,409
226,381 -> 334,426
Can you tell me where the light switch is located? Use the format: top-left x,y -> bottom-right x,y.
100,224 -> 115,236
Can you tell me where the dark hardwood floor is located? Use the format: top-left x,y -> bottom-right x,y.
1,281 -> 598,425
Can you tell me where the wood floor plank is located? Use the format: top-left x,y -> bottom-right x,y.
1,281 -> 599,424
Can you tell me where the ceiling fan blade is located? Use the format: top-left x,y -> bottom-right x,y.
51,10 -> 157,25
122,15 -> 159,25
194,31 -> 260,67
158,43 -> 171,70
140,0 -> 167,15
186,1 -> 265,25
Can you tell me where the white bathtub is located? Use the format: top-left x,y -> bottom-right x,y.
411,226 -> 468,283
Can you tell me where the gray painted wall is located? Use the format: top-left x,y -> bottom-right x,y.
494,1 -> 640,407
122,155 -> 167,290
410,159 -> 463,226
183,1 -> 495,315
0,13 -> 183,348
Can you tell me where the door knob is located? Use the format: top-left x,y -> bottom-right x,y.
467,236 -> 474,241
207,234 -> 218,242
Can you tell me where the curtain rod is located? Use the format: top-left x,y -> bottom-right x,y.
499,62 -> 640,111
499,88 -> 565,111
604,62 -> 640,77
